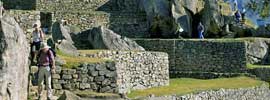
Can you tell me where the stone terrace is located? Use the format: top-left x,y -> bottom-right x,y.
47,50 -> 169,94
136,39 -> 248,78
3,0 -> 149,38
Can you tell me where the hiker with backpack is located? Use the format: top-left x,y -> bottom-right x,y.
37,43 -> 55,100
197,22 -> 205,39
31,23 -> 45,64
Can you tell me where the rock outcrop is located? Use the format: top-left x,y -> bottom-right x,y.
140,0 -> 178,38
52,22 -> 79,56
246,39 -> 270,64
88,26 -> 145,51
0,15 -> 30,100
201,0 -> 225,37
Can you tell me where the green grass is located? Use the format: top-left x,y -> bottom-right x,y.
247,63 -> 270,69
58,55 -> 110,69
128,76 -> 265,99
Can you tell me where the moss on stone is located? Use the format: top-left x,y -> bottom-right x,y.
247,63 -> 270,69
128,76 -> 265,98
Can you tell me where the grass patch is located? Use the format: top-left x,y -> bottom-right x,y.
73,90 -> 119,98
128,76 -> 264,98
58,55 -> 109,69
247,63 -> 270,69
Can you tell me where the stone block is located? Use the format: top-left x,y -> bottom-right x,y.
72,74 -> 79,79
62,74 -> 72,80
94,76 -> 105,82
96,64 -> 107,71
100,86 -> 111,93
79,83 -> 91,90
53,84 -> 62,90
105,71 -> 117,78
90,83 -> 98,90
89,70 -> 98,76
52,74 -> 61,79
63,84 -> 72,90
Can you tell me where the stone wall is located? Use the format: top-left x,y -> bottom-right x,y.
53,50 -> 169,94
7,10 -> 40,41
3,0 -> 36,10
143,84 -> 270,100
4,0 -> 149,38
36,0 -> 142,12
82,50 -> 169,93
52,61 -> 118,93
249,68 -> 270,82
136,39 -> 247,77
53,11 -> 148,38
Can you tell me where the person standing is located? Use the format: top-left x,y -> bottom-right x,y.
197,22 -> 205,39
0,1 -> 5,18
31,24 -> 44,63
37,43 -> 55,100
235,10 -> 241,24
241,8 -> 246,23
233,0 -> 238,11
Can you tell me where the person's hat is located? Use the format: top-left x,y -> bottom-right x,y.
40,42 -> 50,50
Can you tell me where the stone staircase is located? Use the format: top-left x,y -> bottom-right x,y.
28,66 -> 58,100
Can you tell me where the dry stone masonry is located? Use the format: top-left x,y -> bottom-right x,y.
82,50 -> 170,93
53,50 -> 169,94
143,84 -> 270,100
53,61 -> 118,93
4,0 -> 149,38
136,39 -> 247,78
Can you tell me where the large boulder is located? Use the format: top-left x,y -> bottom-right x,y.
89,26 -> 145,51
140,0 -> 178,38
201,0 -> 225,37
52,22 -> 79,56
246,39 -> 270,64
171,0 -> 202,37
0,15 -> 30,100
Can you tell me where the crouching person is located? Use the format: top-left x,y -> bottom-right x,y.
37,43 -> 55,100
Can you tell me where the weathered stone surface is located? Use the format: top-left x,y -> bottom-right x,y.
100,86 -> 111,93
79,83 -> 91,90
140,0 -> 178,38
63,84 -> 72,90
88,26 -> 145,51
58,90 -> 82,100
52,74 -> 61,79
53,84 -> 62,90
0,15 -> 30,100
62,75 -> 72,80
95,64 -> 107,71
52,22 -> 79,56
105,72 -> 117,78
94,76 -> 105,82
246,39 -> 270,64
